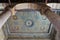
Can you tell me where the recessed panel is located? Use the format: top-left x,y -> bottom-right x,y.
7,10 -> 51,33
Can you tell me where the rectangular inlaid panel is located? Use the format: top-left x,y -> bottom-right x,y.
4,10 -> 53,38
7,10 -> 51,33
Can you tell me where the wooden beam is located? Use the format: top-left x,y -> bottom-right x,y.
0,0 -> 59,3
